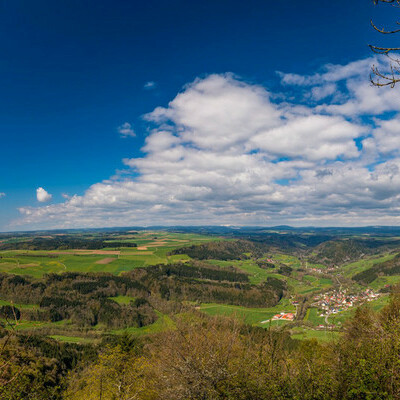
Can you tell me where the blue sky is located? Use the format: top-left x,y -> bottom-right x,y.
1,0 -> 400,230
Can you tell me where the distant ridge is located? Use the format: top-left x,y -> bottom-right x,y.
3,225 -> 400,235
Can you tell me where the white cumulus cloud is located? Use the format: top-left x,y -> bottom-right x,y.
36,187 -> 52,203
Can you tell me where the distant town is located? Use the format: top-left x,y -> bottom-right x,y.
312,288 -> 381,316
262,288 -> 382,326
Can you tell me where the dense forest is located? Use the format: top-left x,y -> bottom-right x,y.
306,238 -> 400,267
0,237 -> 137,250
127,262 -> 285,307
0,272 -> 155,329
0,262 -> 285,330
169,239 -> 266,260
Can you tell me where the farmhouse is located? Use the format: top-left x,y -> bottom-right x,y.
272,312 -> 294,321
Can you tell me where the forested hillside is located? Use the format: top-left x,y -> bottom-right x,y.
0,261 -> 286,332
0,272 -> 155,329
0,237 -> 137,250
353,252 -> 400,284
308,238 -> 400,266
169,239 -> 265,260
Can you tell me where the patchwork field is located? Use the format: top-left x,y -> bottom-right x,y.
0,231 -> 220,277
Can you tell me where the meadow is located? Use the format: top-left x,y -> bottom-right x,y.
290,327 -> 340,342
341,252 -> 396,278
199,298 -> 296,327
304,307 -> 325,326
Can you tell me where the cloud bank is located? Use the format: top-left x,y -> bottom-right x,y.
16,58 -> 400,229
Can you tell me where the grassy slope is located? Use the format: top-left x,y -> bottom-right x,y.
0,300 -> 38,309
290,327 -> 340,342
304,307 -> 325,326
200,298 -> 296,327
49,335 -> 99,344
108,296 -> 136,305
206,258 -> 333,295
341,253 -> 397,279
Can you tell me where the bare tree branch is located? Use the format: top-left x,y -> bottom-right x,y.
370,19 -> 400,34
373,0 -> 400,6
370,0 -> 400,86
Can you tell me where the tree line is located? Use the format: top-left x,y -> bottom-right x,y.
169,239 -> 266,260
0,237 -> 137,251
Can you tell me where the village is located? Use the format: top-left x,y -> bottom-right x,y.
312,288 -> 381,316
261,288 -> 381,326
307,266 -> 338,274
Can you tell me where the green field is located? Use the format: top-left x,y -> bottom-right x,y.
290,327 -> 340,342
0,300 -> 38,309
341,253 -> 397,279
291,275 -> 333,294
49,335 -> 99,344
199,299 -> 296,327
304,307 -> 325,326
370,294 -> 390,311
0,231 -> 220,277
272,254 -> 301,267
109,295 -> 136,304
207,259 -> 281,284
2,309 -> 175,341
370,275 -> 400,290
206,258 -> 333,296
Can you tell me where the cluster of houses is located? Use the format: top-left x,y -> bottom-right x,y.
312,288 -> 380,315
